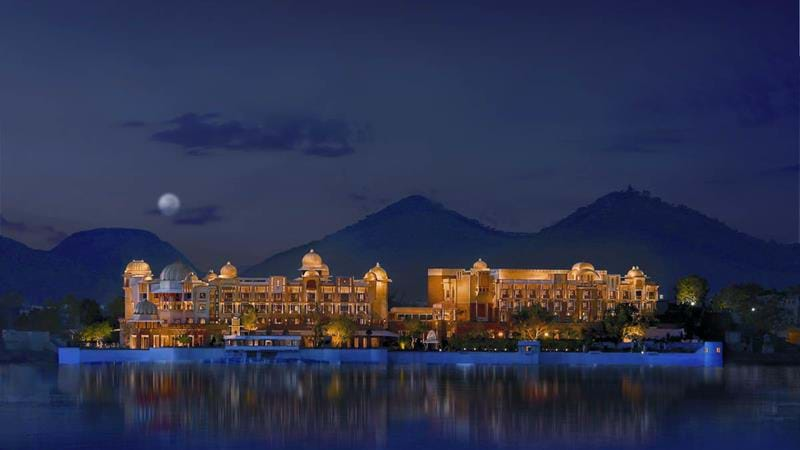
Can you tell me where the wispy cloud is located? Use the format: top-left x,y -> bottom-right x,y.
0,214 -> 68,244
146,204 -> 224,226
173,206 -> 223,225
137,112 -> 369,158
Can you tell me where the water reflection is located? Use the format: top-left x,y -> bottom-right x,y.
1,363 -> 799,449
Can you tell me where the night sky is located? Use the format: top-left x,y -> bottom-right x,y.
0,0 -> 797,269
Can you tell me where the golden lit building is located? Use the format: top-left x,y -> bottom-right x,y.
120,250 -> 391,349
390,259 -> 659,333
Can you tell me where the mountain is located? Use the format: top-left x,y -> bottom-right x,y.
0,229 -> 194,304
4,189 -> 799,306
244,195 -> 521,305
245,189 -> 800,305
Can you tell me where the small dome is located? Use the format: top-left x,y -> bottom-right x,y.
206,270 -> 217,281
363,270 -> 377,281
125,260 -> 151,276
368,262 -> 389,281
131,300 -> 159,320
472,258 -> 489,271
160,261 -> 191,281
300,249 -> 324,270
219,261 -> 238,279
571,262 -> 595,272
320,263 -> 330,277
626,266 -> 645,278
302,270 -> 319,278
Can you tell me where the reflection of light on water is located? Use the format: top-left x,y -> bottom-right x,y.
2,364 -> 799,449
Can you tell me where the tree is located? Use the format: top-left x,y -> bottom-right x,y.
79,299 -> 103,327
602,304 -> 638,342
14,307 -> 62,334
622,324 -> 646,342
175,334 -> 193,347
0,292 -> 24,328
403,318 -> 426,347
713,284 -> 790,336
79,322 -> 112,347
59,295 -> 83,329
324,317 -> 356,348
512,305 -> 555,340
241,306 -> 258,332
304,310 -> 329,348
105,296 -> 125,326
712,283 -> 764,312
675,275 -> 709,306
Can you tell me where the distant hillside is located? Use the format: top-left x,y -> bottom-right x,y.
245,189 -> 800,305
0,229 -> 194,304
4,189 -> 799,306
244,195 -> 520,305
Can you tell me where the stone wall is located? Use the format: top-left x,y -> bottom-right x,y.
59,341 -> 723,367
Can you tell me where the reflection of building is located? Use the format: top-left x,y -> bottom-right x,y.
120,250 -> 391,349
390,259 -> 659,335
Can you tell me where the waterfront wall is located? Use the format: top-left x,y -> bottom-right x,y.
540,342 -> 723,367
390,350 -> 539,365
278,349 -> 388,364
59,342 -> 722,367
59,347 -> 226,364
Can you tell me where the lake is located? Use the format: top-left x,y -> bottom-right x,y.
0,363 -> 798,449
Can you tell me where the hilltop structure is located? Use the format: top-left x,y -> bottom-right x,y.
120,250 -> 391,349
390,259 -> 659,336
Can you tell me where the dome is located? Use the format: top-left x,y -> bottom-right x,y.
206,270 -> 217,281
368,262 -> 389,282
299,249 -> 324,270
363,271 -> 377,281
160,261 -> 191,281
320,263 -> 330,277
124,260 -> 151,276
131,300 -> 159,320
571,262 -> 595,272
472,258 -> 489,271
219,261 -> 238,279
302,270 -> 319,278
626,266 -> 645,278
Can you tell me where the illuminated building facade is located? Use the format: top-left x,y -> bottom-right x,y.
390,259 -> 659,333
120,250 -> 391,349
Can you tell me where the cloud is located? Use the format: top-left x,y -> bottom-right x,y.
145,113 -> 368,158
0,214 -> 68,244
145,204 -> 223,226
172,206 -> 223,226
120,120 -> 147,127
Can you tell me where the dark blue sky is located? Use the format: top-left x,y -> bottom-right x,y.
0,0 -> 797,269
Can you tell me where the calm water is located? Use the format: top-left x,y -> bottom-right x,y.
0,363 -> 798,450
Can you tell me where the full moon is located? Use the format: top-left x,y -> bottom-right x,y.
157,193 -> 181,216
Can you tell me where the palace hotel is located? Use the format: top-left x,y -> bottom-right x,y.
120,250 -> 390,349
121,251 -> 658,348
390,259 -> 659,335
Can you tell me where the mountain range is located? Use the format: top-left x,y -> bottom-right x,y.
0,229 -> 193,304
2,188 -> 799,305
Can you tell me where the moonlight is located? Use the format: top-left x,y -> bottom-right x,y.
157,193 -> 181,216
